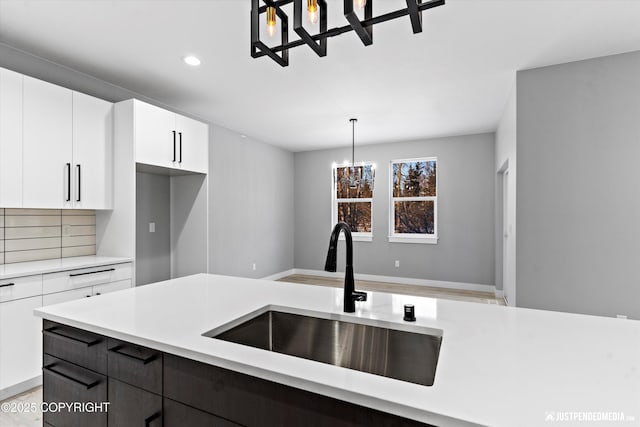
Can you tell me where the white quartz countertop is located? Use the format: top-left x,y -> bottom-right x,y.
34,274 -> 640,426
0,256 -> 132,280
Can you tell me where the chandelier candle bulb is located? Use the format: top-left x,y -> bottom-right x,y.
354,0 -> 367,9
266,6 -> 277,37
308,0 -> 318,24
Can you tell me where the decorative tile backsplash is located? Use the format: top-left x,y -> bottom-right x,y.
0,208 -> 96,265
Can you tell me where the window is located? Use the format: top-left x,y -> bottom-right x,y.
332,163 -> 375,241
389,158 -> 438,244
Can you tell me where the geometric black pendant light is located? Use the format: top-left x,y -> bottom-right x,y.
251,0 -> 445,67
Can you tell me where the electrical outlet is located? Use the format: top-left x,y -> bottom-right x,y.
395,260 -> 400,268
149,222 -> 155,233
616,314 -> 627,319
252,263 -> 256,271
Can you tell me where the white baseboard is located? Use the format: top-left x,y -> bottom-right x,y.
260,269 -> 296,281
0,375 -> 42,402
271,268 -> 495,294
494,289 -> 504,298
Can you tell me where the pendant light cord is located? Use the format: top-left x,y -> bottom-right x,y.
350,118 -> 357,165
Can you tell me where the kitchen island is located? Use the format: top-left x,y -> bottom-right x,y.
34,274 -> 640,426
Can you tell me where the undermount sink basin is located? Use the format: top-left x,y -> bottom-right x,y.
203,306 -> 442,386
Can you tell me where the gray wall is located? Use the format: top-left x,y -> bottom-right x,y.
136,172 -> 171,285
294,133 -> 495,286
495,86 -> 517,297
516,50 -> 640,318
208,125 -> 295,278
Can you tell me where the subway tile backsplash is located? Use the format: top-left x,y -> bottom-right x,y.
0,208 -> 96,264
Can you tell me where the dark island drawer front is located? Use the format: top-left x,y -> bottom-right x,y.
107,338 -> 162,394
164,354 -> 431,427
164,398 -> 240,427
108,378 -> 162,427
43,320 -> 107,374
42,354 -> 107,427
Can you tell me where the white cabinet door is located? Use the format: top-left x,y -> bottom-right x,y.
72,92 -> 113,209
0,296 -> 42,390
175,114 -> 208,174
23,76 -> 73,209
134,100 -> 175,169
0,68 -> 23,208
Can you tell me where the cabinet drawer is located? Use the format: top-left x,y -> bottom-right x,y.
43,287 -> 92,306
164,398 -> 239,427
107,338 -> 162,394
43,262 -> 132,294
93,279 -> 131,296
43,320 -> 107,374
108,378 -> 162,427
42,354 -> 107,427
0,275 -> 42,303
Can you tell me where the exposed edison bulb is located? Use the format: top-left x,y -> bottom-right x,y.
307,0 -> 318,24
266,6 -> 277,37
354,0 -> 367,9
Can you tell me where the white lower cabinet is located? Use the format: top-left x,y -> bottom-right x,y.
0,262 -> 132,399
0,296 -> 42,392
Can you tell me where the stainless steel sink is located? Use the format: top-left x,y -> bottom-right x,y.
204,307 -> 442,386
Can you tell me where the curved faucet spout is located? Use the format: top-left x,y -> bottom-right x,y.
324,222 -> 367,313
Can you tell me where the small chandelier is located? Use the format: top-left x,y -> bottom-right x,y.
338,118 -> 375,192
250,0 -> 445,67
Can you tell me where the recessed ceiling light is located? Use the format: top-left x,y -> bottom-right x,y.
183,56 -> 201,66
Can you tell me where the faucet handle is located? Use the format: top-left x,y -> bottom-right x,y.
352,290 -> 367,302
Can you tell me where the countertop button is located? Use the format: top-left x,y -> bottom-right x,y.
403,304 -> 416,322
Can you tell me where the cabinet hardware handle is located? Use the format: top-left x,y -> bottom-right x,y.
76,164 -> 81,202
144,412 -> 162,427
95,292 -> 101,296
179,132 -> 183,163
172,130 -> 177,162
69,268 -> 115,277
43,364 -> 100,389
66,163 -> 71,202
43,327 -> 101,347
108,345 -> 157,365
0,283 -> 15,288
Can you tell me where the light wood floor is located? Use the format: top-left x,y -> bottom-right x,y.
278,274 -> 505,305
0,386 -> 42,427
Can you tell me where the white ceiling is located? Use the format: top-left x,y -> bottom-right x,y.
1,0 -> 639,152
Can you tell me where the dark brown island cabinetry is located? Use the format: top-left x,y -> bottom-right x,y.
42,320 -> 432,427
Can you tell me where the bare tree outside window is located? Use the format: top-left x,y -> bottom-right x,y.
333,164 -> 375,235
390,159 -> 437,241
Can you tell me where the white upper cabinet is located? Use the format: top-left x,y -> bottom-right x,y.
4,69 -> 113,210
175,114 -> 208,174
72,92 -> 113,209
0,68 -> 23,208
135,100 -> 176,169
133,99 -> 208,174
23,76 -> 73,209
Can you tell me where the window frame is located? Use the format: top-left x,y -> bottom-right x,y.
331,162 -> 375,242
388,157 -> 438,244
